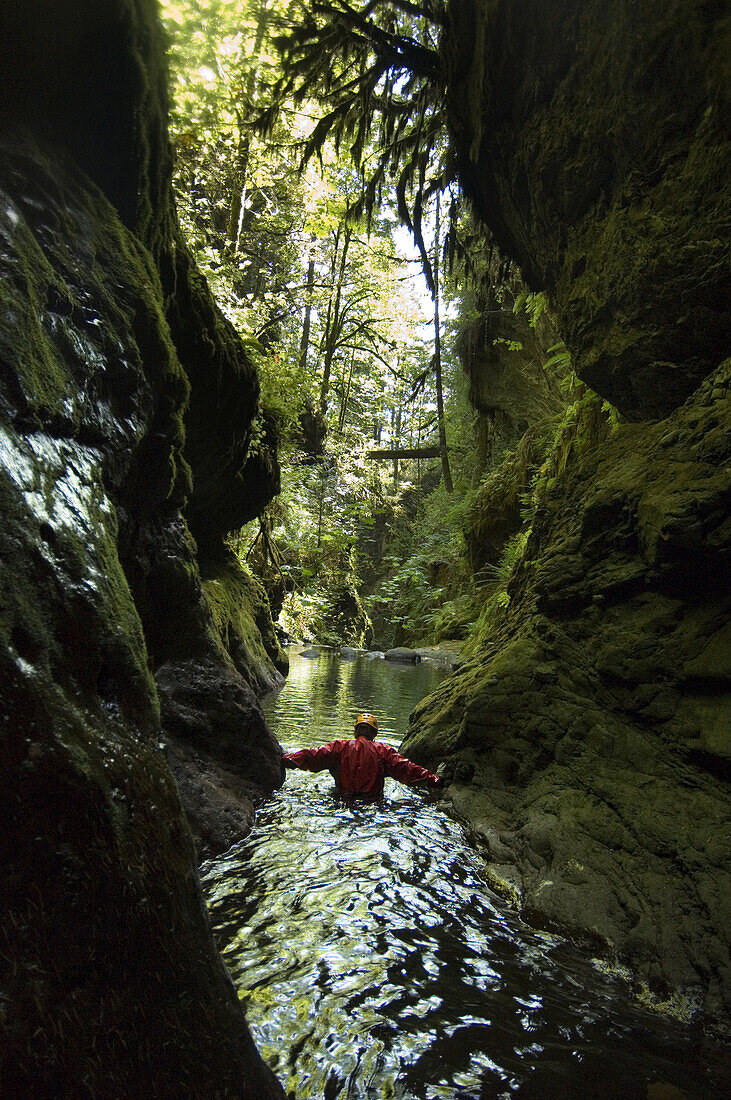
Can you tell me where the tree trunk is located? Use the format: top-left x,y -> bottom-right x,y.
299,253 -> 316,371
226,130 -> 250,251
433,192 -> 453,492
225,0 -> 269,255
316,467 -> 326,549
338,346 -> 355,431
320,224 -> 351,413
392,404 -> 402,487
366,446 -> 441,460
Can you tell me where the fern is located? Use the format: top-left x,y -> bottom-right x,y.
512,289 -> 547,327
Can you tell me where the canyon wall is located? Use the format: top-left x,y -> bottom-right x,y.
404,0 -> 730,1029
445,0 -> 730,419
0,0 -> 285,1092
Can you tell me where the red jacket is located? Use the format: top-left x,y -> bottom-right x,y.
284,735 -> 440,798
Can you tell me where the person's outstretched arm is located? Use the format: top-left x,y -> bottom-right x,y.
379,744 -> 442,788
283,741 -> 344,772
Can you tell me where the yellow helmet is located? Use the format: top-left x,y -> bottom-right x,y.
355,712 -> 378,735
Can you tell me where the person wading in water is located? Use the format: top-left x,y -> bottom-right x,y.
283,713 -> 444,799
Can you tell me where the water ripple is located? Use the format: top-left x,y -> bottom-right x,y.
202,654 -> 728,1099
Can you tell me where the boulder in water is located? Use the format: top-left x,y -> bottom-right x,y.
385,647 -> 421,663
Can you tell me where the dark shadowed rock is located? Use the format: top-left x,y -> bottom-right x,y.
0,0 -> 285,1093
445,0 -> 730,418
0,133 -> 283,1094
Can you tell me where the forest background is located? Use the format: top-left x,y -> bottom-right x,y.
162,0 -> 617,653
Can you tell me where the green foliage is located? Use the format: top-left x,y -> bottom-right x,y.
463,380 -> 621,656
245,338 -> 316,434
492,336 -> 523,353
465,527 -> 533,653
512,289 -> 547,328
366,480 -> 475,646
257,0 -> 450,290
278,588 -> 330,643
164,0 -> 627,660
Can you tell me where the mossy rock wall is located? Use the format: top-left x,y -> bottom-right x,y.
446,0 -> 730,418
459,282 -> 564,454
459,280 -> 568,574
404,363 -> 731,1026
202,550 -> 289,696
421,0 -> 731,1028
0,134 -> 283,1095
0,0 -> 286,1092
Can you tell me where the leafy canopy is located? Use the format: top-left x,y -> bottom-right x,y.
256,0 -> 451,290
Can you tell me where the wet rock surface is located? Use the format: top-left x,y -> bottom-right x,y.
415,646 -> 464,669
0,0 -> 285,1093
404,364 -> 731,1028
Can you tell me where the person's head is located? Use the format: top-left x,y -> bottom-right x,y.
354,712 -> 378,740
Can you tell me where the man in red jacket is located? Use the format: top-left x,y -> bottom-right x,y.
283,712 -> 443,799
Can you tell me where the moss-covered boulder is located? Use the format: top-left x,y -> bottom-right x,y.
404,363 -> 731,1027
445,0 -> 730,418
202,549 -> 289,695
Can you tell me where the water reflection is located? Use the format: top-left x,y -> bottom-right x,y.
202,653 -> 727,1099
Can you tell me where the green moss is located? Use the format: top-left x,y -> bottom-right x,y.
0,8 -> 284,1093
202,550 -> 288,694
483,868 -> 522,909
0,427 -> 158,730
0,135 -> 191,509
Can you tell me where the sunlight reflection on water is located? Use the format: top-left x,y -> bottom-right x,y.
202,652 -> 727,1099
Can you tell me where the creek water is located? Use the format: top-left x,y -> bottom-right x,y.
201,651 -> 727,1099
